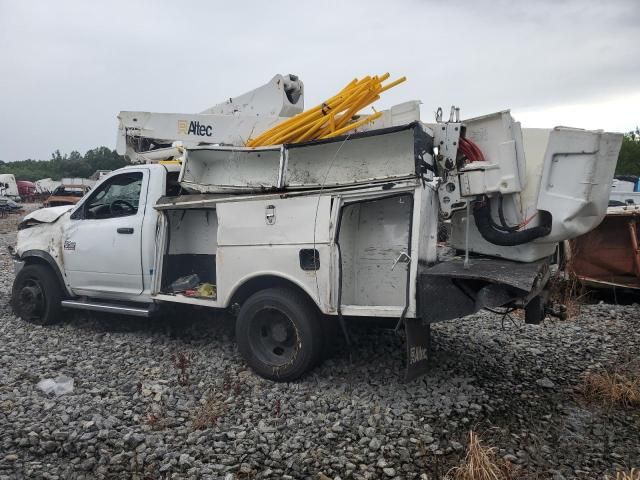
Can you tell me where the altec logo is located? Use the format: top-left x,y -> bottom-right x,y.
178,120 -> 213,137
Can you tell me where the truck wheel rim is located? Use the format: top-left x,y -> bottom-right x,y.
18,279 -> 45,320
249,307 -> 298,367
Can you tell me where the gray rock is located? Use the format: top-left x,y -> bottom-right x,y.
450,440 -> 463,451
124,433 -> 145,449
179,453 -> 192,467
80,458 -> 96,471
536,378 -> 555,389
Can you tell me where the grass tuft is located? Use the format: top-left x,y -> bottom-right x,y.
446,431 -> 523,480
606,469 -> 640,480
580,368 -> 640,408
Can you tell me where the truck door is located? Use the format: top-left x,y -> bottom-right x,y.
62,170 -> 148,296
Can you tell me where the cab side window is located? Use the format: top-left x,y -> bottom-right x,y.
82,172 -> 143,220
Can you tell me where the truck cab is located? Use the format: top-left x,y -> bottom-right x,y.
13,164 -> 180,305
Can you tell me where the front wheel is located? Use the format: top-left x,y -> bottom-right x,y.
236,287 -> 323,381
11,264 -> 63,325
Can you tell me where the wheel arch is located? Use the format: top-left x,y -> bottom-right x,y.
19,250 -> 71,297
227,274 -> 321,313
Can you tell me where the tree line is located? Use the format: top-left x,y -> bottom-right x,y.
0,147 -> 130,181
615,128 -> 640,176
0,129 -> 639,181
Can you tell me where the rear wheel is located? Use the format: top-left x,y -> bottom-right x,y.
236,287 -> 322,381
12,264 -> 63,325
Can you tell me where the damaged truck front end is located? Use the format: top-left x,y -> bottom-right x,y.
12,206 -> 73,281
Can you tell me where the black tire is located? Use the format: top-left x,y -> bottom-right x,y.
236,287 -> 322,381
11,264 -> 63,325
524,295 -> 545,325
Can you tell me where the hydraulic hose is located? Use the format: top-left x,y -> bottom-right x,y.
496,193 -> 519,233
473,197 -> 552,246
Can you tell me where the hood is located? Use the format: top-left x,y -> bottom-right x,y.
19,205 -> 74,228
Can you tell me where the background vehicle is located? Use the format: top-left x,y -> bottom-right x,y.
17,180 -> 37,201
43,184 -> 91,207
0,173 -> 20,201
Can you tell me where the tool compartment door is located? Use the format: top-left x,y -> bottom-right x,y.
335,192 -> 415,317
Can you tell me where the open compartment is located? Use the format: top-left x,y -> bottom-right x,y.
179,124 -> 433,194
337,194 -> 413,308
161,208 -> 218,300
180,147 -> 281,193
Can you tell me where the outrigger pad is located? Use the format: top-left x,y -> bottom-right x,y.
404,318 -> 431,381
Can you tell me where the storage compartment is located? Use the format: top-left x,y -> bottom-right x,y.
180,147 -> 281,193
285,127 -> 418,189
179,124 -> 432,194
161,209 -> 218,298
338,195 -> 412,307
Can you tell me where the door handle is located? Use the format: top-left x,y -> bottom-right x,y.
117,227 -> 134,234
391,251 -> 411,270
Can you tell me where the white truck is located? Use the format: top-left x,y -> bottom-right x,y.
10,76 -> 623,381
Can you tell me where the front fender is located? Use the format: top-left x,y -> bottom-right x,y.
19,250 -> 72,297
15,219 -> 72,296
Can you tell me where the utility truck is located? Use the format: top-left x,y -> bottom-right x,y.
10,75 -> 623,380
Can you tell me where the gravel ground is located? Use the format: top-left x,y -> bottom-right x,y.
1,212 -> 639,480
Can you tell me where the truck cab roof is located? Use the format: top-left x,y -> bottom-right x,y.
117,163 -> 181,173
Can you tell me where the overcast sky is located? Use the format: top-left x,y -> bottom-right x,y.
1,0 -> 639,162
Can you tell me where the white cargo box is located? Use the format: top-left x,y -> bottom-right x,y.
179,124 -> 432,193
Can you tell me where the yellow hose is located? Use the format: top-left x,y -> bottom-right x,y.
246,74 -> 405,147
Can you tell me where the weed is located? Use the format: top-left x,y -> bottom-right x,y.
170,352 -> 191,386
145,400 -> 167,430
222,370 -> 244,396
192,393 -> 227,430
547,267 -> 584,320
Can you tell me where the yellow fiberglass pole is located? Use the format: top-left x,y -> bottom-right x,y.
320,111 -> 383,139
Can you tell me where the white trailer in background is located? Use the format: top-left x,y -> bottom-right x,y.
0,174 -> 20,200
10,75 -> 623,381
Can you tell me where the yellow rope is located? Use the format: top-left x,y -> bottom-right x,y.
246,74 -> 405,147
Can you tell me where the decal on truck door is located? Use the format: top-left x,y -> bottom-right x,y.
63,240 -> 76,251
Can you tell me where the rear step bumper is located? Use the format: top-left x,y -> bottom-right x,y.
61,300 -> 150,317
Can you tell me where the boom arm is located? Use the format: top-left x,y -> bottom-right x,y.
116,74 -> 304,162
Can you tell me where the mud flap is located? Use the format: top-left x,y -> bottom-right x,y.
404,317 -> 431,381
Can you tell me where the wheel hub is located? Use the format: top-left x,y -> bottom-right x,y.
20,285 -> 42,314
271,322 -> 288,343
250,308 -> 298,367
